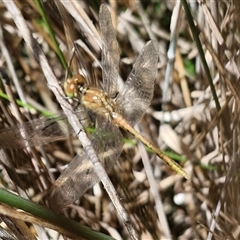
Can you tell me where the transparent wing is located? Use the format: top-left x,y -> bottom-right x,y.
49,116 -> 123,210
99,4 -> 120,97
116,40 -> 159,125
0,108 -> 89,149
49,151 -> 97,210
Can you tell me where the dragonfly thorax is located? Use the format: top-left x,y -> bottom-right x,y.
65,74 -> 117,118
82,88 -> 116,118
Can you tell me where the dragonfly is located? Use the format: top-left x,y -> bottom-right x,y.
0,5 -> 189,210
49,4 -> 189,209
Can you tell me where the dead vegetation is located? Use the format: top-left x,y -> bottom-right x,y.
0,0 -> 239,239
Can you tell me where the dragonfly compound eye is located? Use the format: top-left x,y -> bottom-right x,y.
64,74 -> 87,98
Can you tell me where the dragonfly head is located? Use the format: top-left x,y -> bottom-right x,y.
64,74 -> 87,98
